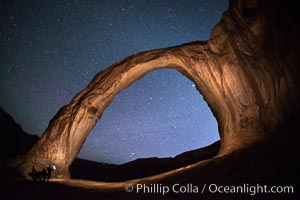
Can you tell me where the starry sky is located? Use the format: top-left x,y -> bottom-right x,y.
0,0 -> 228,164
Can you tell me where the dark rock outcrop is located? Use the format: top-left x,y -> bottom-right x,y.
70,141 -> 220,181
69,158 -> 117,181
14,0 -> 300,180
0,107 -> 39,163
0,107 -> 39,178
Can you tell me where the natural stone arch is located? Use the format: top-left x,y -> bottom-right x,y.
15,0 -> 300,179
20,44 -> 230,178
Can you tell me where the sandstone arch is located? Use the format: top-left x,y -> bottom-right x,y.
16,0 -> 300,179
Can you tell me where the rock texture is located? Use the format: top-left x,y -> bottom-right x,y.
15,0 -> 300,179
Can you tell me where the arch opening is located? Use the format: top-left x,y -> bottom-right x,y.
77,69 -> 219,165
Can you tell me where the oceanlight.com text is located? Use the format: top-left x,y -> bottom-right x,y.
124,183 -> 294,196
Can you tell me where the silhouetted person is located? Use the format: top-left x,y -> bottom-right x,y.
46,165 -> 52,181
28,166 -> 37,181
41,168 -> 48,181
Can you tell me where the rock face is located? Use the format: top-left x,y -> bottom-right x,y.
16,0 -> 300,179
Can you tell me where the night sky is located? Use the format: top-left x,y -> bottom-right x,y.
0,0 -> 228,164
